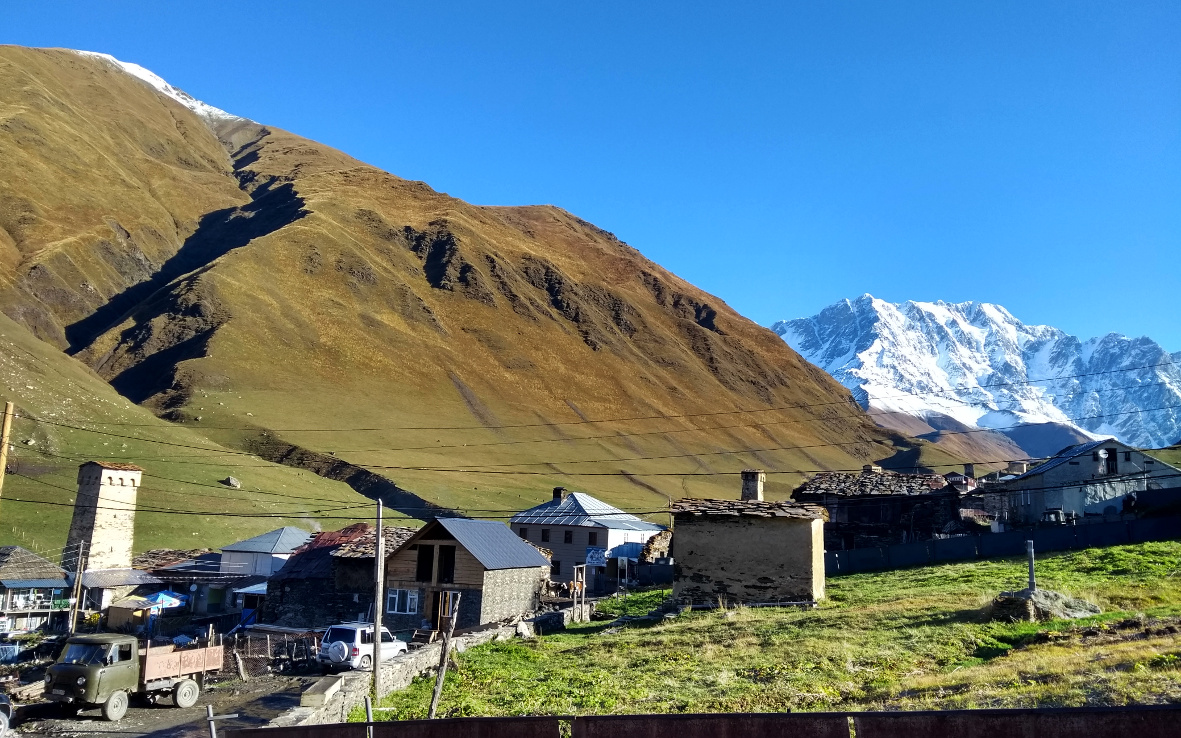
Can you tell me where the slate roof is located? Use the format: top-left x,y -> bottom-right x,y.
794,471 -> 949,497
80,461 -> 144,472
222,526 -> 311,554
332,526 -> 418,558
672,499 -> 828,520
132,549 -> 213,570
510,492 -> 665,531
1009,439 -> 1114,482
270,523 -> 372,581
423,518 -> 551,570
0,547 -> 68,586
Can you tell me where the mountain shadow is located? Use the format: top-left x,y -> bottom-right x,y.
66,180 -> 307,352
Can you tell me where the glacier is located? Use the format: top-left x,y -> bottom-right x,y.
774,295 -> 1181,449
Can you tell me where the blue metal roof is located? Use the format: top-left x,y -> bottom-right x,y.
510,492 -> 665,532
1010,438 -> 1115,482
435,518 -> 551,571
222,526 -> 311,554
1,578 -> 68,588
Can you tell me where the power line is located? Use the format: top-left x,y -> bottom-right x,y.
10,359 -> 1176,433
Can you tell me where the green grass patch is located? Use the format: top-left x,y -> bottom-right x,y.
358,541 -> 1181,719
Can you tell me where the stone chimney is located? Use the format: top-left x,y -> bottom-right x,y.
552,486 -> 568,501
64,461 -> 143,572
963,463 -> 976,479
740,469 -> 765,501
862,464 -> 883,474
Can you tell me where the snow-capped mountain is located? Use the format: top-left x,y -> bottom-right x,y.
774,295 -> 1181,450
73,50 -> 244,123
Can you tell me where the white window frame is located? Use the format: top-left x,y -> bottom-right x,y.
386,588 -> 419,615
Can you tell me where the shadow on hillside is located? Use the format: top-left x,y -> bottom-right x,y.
66,180 -> 307,352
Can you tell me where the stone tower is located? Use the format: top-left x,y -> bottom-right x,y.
63,461 -> 143,572
740,469 -> 765,501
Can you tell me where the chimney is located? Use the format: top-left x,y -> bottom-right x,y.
862,464 -> 883,474
740,469 -> 765,501
963,463 -> 975,479
552,486 -> 567,501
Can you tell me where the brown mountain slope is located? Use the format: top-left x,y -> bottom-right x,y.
0,47 -> 954,518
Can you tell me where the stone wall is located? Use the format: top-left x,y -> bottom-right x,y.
261,578 -> 374,628
268,626 -> 516,727
480,567 -> 547,624
673,516 -> 824,605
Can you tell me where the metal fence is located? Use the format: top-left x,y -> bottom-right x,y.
826,515 -> 1181,575
223,705 -> 1181,738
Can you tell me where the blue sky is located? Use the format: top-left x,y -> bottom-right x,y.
4,1 -> 1179,350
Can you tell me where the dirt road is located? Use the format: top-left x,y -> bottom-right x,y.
13,674 -> 311,737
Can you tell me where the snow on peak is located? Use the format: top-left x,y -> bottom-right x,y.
773,298 -> 1181,448
72,50 -> 242,123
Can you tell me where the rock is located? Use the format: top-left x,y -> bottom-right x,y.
515,621 -> 535,639
990,588 -> 1101,622
222,476 -> 242,489
22,439 -> 34,445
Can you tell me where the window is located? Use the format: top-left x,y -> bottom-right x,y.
541,529 -> 550,543
518,528 -> 528,539
1105,449 -> 1119,475
380,630 -> 395,643
416,545 -> 435,583
588,531 -> 598,546
361,629 -> 374,645
551,560 -> 562,576
437,545 -> 456,585
1125,451 -> 1132,462
564,530 -> 573,544
117,643 -> 132,662
387,589 -> 419,614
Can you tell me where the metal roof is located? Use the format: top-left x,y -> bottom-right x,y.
433,518 -> 551,571
1,578 -> 68,588
221,526 -> 311,554
1010,439 -> 1115,482
510,492 -> 665,531
81,568 -> 164,588
0,546 -> 67,583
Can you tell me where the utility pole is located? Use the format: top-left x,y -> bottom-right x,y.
66,545 -> 88,635
371,499 -> 386,698
427,592 -> 461,719
1026,540 -> 1036,592
0,401 -> 14,503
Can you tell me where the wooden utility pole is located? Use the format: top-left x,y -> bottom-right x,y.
371,499 -> 386,697
427,592 -> 461,719
0,401 -> 14,503
66,546 -> 88,635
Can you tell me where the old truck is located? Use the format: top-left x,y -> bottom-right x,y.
43,633 -> 223,721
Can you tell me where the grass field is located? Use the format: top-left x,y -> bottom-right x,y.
362,541 -> 1181,719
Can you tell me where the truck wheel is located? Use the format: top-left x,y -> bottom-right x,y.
102,690 -> 129,722
173,679 -> 200,709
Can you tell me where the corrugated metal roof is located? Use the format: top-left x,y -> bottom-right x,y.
435,518 -> 551,570
510,492 -> 665,531
221,526 -> 311,554
1010,438 -> 1114,482
1,578 -> 68,588
81,568 -> 164,588
0,546 -> 67,582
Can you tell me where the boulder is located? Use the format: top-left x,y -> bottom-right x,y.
990,588 -> 1101,622
222,476 -> 242,489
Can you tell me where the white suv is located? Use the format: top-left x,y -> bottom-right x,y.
318,623 -> 407,672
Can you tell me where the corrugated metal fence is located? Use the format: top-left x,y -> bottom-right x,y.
224,706 -> 1180,738
826,515 -> 1181,576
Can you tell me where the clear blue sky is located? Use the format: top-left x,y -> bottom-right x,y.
4,1 -> 1179,350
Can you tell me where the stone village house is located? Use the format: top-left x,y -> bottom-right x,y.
792,465 -> 959,550
1002,439 -> 1181,524
383,517 -> 551,632
672,470 -> 827,606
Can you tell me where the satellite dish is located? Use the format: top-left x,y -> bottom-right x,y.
1097,449 -> 1109,459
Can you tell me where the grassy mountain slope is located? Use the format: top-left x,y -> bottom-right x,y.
0,46 -> 955,523
0,309 -> 379,555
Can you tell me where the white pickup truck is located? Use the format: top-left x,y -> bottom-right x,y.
317,623 -> 406,673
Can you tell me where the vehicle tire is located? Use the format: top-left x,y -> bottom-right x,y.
0,710 -> 9,737
358,655 -> 371,670
102,690 -> 129,722
173,679 -> 200,709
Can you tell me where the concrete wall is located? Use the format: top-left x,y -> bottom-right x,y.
672,516 -> 824,605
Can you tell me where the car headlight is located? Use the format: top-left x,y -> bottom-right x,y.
76,676 -> 86,686
44,673 -> 52,683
